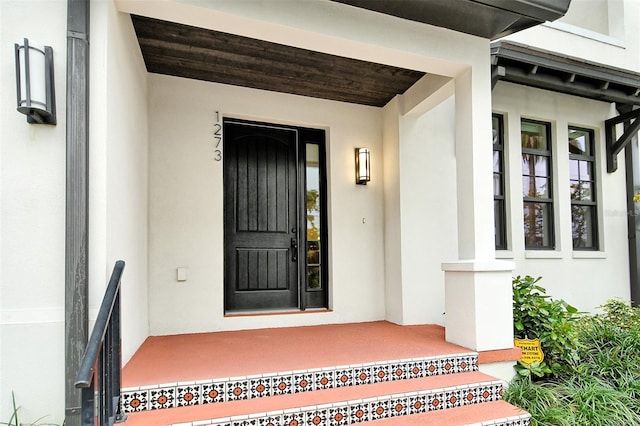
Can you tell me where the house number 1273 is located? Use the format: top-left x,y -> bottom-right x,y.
213,111 -> 222,161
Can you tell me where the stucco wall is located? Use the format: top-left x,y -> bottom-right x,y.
506,0 -> 638,70
0,0 -> 148,421
383,95 -> 459,326
148,75 -> 386,335
493,82 -> 631,311
0,1 -> 67,422
399,96 -> 458,324
90,1 -> 150,364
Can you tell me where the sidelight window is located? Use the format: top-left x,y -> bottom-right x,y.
305,144 -> 323,290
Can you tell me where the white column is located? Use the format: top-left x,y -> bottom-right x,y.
454,68 -> 495,261
442,67 -> 514,351
382,97 -> 404,324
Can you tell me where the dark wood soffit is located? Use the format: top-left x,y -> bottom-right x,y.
131,15 -> 426,107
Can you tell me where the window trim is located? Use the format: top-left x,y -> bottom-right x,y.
493,113 -> 508,250
521,118 -> 555,250
569,125 -> 599,251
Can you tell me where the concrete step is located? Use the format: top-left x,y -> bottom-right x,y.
119,322 -> 528,425
122,371 -> 527,425
365,400 -> 529,425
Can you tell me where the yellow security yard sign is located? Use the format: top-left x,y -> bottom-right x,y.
514,338 -> 544,364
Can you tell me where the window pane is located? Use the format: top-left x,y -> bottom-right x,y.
522,177 -> 551,198
493,114 -> 507,250
306,144 -> 322,290
522,122 -> 549,151
570,160 -> 593,181
580,161 -> 593,181
570,180 -> 592,201
522,119 -> 553,250
493,151 -> 502,173
522,156 -> 549,177
569,128 -> 592,156
307,266 -> 321,289
568,126 -> 598,250
569,159 -> 579,180
494,199 -> 506,250
494,173 -> 502,196
572,205 -> 596,249
523,202 -> 553,249
307,240 -> 320,264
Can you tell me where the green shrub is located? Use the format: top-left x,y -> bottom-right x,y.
559,376 -> 640,426
503,379 -> 572,426
504,372 -> 640,426
512,275 -> 580,378
506,295 -> 640,425
596,298 -> 640,331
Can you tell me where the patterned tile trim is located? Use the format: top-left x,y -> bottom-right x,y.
464,414 -> 531,426
121,352 -> 478,413
166,380 -> 515,426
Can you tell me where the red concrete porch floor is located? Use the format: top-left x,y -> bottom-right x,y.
122,321 -> 471,388
122,321 -> 525,425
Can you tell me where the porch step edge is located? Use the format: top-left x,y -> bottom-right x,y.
365,400 -> 530,426
169,377 -> 506,425
122,352 -> 478,413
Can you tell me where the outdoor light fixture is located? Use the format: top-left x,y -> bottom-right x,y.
15,38 -> 56,125
355,147 -> 370,185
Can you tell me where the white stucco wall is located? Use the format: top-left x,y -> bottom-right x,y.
0,1 -> 67,423
0,0 -> 149,421
383,95 -> 459,326
148,75 -> 386,335
90,1 -> 149,364
399,96 -> 458,325
505,0 -> 639,70
493,82 -> 631,311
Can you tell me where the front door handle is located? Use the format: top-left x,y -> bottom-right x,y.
291,238 -> 298,262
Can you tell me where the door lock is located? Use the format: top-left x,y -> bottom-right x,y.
291,238 -> 298,261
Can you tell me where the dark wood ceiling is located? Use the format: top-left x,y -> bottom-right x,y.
131,15 -> 426,107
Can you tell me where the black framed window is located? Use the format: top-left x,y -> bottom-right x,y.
569,127 -> 598,250
493,114 -> 507,250
521,119 -> 554,249
304,142 -> 326,292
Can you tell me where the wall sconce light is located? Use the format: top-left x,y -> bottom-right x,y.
15,38 -> 56,125
355,147 -> 370,185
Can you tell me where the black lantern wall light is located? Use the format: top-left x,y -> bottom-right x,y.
355,147 -> 370,185
15,38 -> 56,125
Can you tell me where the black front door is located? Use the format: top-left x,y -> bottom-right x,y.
224,121 -> 299,311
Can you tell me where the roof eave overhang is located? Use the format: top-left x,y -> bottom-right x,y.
491,41 -> 640,106
491,41 -> 640,178
330,0 -> 571,40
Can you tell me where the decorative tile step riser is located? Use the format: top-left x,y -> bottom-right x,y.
122,353 -> 478,413
168,380 -> 512,426
465,419 -> 530,426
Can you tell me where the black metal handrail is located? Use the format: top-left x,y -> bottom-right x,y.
75,260 -> 126,426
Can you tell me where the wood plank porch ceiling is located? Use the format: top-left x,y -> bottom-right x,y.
131,15 -> 426,108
